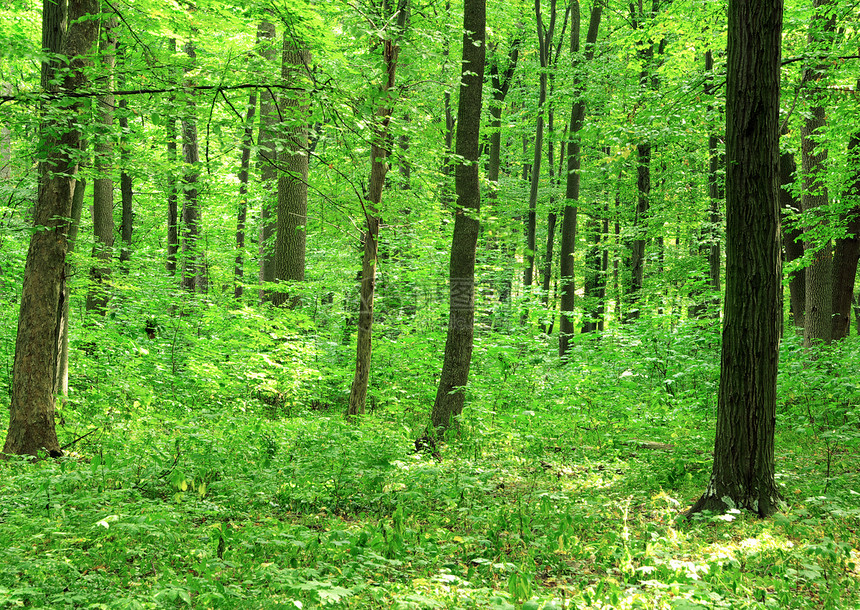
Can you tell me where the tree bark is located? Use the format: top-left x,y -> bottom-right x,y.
86,13 -> 117,313
831,126 -> 860,340
257,20 -> 278,301
234,91 -> 257,299
686,0 -> 783,518
559,0 -> 601,357
4,0 -> 98,457
348,0 -> 409,417
780,145 -> 805,329
180,38 -> 205,293
166,38 -> 179,275
430,0 -> 485,432
117,41 -> 132,271
800,0 -> 835,347
272,36 -> 310,308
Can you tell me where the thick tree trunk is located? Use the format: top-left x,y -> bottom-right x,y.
780,146 -> 805,329
687,0 -> 783,518
256,20 -> 278,301
348,1 -> 408,417
272,38 -> 310,308
4,0 -> 98,458
430,0 -> 485,432
559,0 -> 601,357
234,91 -> 257,299
87,14 -> 117,313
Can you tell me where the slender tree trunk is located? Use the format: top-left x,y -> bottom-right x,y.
272,36 -> 311,308
430,0 -> 485,432
831,126 -> 860,340
780,145 -> 805,329
86,13 -> 117,313
117,42 -> 132,271
166,39 -> 179,275
801,0 -> 835,347
257,20 -> 278,301
234,91 -> 257,299
4,0 -> 98,457
686,0 -> 783,518
705,49 -> 723,315
180,38 -> 204,293
348,0 -> 409,417
0,83 -> 11,179
559,0 -> 601,357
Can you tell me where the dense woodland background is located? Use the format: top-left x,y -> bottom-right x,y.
1,0 -> 860,607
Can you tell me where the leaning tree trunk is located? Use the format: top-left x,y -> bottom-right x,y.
347,0 -> 409,417
686,0 -> 783,518
430,0 -> 485,432
4,0 -> 98,458
272,36 -> 311,308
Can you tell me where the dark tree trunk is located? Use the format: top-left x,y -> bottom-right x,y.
831,127 -> 860,340
686,0 -> 783,518
180,38 -> 205,293
117,41 -> 133,271
166,38 -> 179,275
559,0 -> 601,357
780,146 -> 805,329
4,0 -> 98,458
234,91 -> 257,299
430,0 -> 485,432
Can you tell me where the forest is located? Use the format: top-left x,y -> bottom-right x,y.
1,0 -> 859,607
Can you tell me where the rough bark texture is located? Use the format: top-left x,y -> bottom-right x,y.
800,0 -> 834,347
686,0 -> 783,518
272,38 -> 310,308
166,39 -> 179,274
87,14 -> 117,313
4,0 -> 98,457
429,0 -> 485,432
257,20 -> 278,301
348,1 -> 408,417
559,0 -> 601,357
234,92 -> 257,299
831,128 -> 860,340
780,146 -> 805,329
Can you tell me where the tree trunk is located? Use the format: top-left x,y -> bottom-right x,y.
180,38 -> 205,293
234,91 -> 257,299
166,39 -> 179,275
686,0 -> 783,518
117,41 -> 132,271
780,145 -> 805,329
831,127 -> 860,340
348,0 -> 409,417
4,0 -> 98,458
430,0 -> 485,432
800,0 -> 835,347
86,13 -> 117,313
272,36 -> 310,308
559,0 -> 601,357
257,20 -> 278,301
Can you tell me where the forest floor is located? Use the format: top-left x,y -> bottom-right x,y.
1,392 -> 859,609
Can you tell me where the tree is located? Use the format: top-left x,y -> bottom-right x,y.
348,0 -> 409,417
272,30 -> 311,308
429,0 -> 485,432
86,11 -> 117,313
234,88 -> 257,299
3,0 -> 98,457
800,0 -> 835,347
558,0 -> 601,357
686,0 -> 783,518
180,37 -> 205,293
257,20 -> 278,301
831,122 -> 860,340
